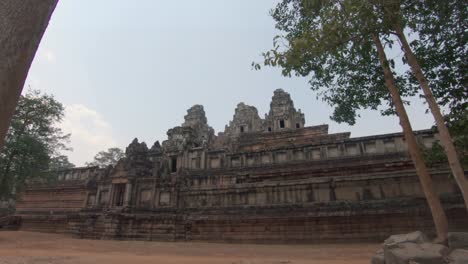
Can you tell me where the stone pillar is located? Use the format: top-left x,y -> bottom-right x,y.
109,185 -> 115,206
201,151 -> 206,169
124,183 -> 132,207
376,139 -> 385,153
83,191 -> 90,207
95,185 -> 101,206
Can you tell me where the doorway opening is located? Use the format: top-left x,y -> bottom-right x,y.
279,119 -> 285,129
113,183 -> 126,207
171,157 -> 177,173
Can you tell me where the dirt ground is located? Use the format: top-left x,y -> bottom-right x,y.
0,231 -> 379,264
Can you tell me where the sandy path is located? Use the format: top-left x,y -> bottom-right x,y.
0,231 -> 378,264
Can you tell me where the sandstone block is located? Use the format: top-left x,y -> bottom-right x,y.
384,231 -> 429,248
383,242 -> 449,264
448,232 -> 468,250
447,249 -> 468,264
371,249 -> 385,264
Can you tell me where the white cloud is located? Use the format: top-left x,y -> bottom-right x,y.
60,104 -> 120,166
38,48 -> 56,63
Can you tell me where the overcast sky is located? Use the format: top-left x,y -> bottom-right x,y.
25,0 -> 436,166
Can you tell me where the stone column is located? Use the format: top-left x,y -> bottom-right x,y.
201,151 -> 206,169
109,185 -> 115,206
95,185 -> 101,206
124,183 -> 132,207
83,191 -> 90,208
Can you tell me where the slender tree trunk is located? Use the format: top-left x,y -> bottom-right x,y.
0,0 -> 59,152
394,26 -> 468,210
372,33 -> 448,242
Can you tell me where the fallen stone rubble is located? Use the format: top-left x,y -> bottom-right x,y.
371,231 -> 468,264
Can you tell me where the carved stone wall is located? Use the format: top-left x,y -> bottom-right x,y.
15,89 -> 468,243
181,104 -> 215,146
224,103 -> 263,136
264,89 -> 305,132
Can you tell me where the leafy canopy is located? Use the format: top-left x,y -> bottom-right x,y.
49,155 -> 75,171
255,0 -> 417,125
257,0 -> 466,125
86,147 -> 125,168
402,0 -> 467,122
0,90 -> 72,199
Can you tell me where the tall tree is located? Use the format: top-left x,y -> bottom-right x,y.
257,0 -> 448,241
423,112 -> 468,169
371,32 -> 448,242
0,0 -> 59,152
49,155 -> 75,171
377,0 -> 468,208
402,0 -> 467,123
86,147 -> 125,168
0,90 -> 70,199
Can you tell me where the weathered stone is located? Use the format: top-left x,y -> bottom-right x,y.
384,231 -> 429,248
447,249 -> 468,264
371,249 -> 385,264
14,90 -> 468,243
448,232 -> 468,250
181,104 -> 215,145
224,103 -> 263,137
149,141 -> 162,154
383,242 -> 449,264
264,89 -> 305,132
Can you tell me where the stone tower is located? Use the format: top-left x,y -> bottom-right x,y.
264,89 -> 305,132
182,104 -> 215,145
224,103 -> 263,137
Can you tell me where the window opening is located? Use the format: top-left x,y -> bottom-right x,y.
171,157 -> 177,173
279,119 -> 285,128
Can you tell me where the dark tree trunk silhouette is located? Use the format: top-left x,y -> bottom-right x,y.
0,0 -> 59,151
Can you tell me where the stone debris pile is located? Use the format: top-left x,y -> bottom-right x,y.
371,231 -> 468,264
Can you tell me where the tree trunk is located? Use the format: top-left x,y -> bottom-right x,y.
395,26 -> 468,210
371,33 -> 449,242
0,0 -> 59,152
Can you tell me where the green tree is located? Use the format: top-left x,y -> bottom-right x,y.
424,111 -> 468,169
383,0 -> 468,208
257,0 -> 449,241
49,155 -> 75,171
0,90 -> 70,199
448,111 -> 468,168
403,0 -> 467,123
86,147 -> 125,168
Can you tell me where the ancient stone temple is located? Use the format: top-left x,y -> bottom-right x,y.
15,89 -> 467,243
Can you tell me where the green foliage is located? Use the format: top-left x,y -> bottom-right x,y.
256,0 -> 417,125
86,147 -> 125,168
422,109 -> 468,169
402,0 -> 467,122
0,90 -> 71,199
49,155 -> 75,171
422,142 -> 447,168
257,0 -> 466,126
447,110 -> 468,168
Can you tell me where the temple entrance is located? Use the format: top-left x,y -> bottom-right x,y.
171,157 -> 177,173
113,183 -> 126,207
